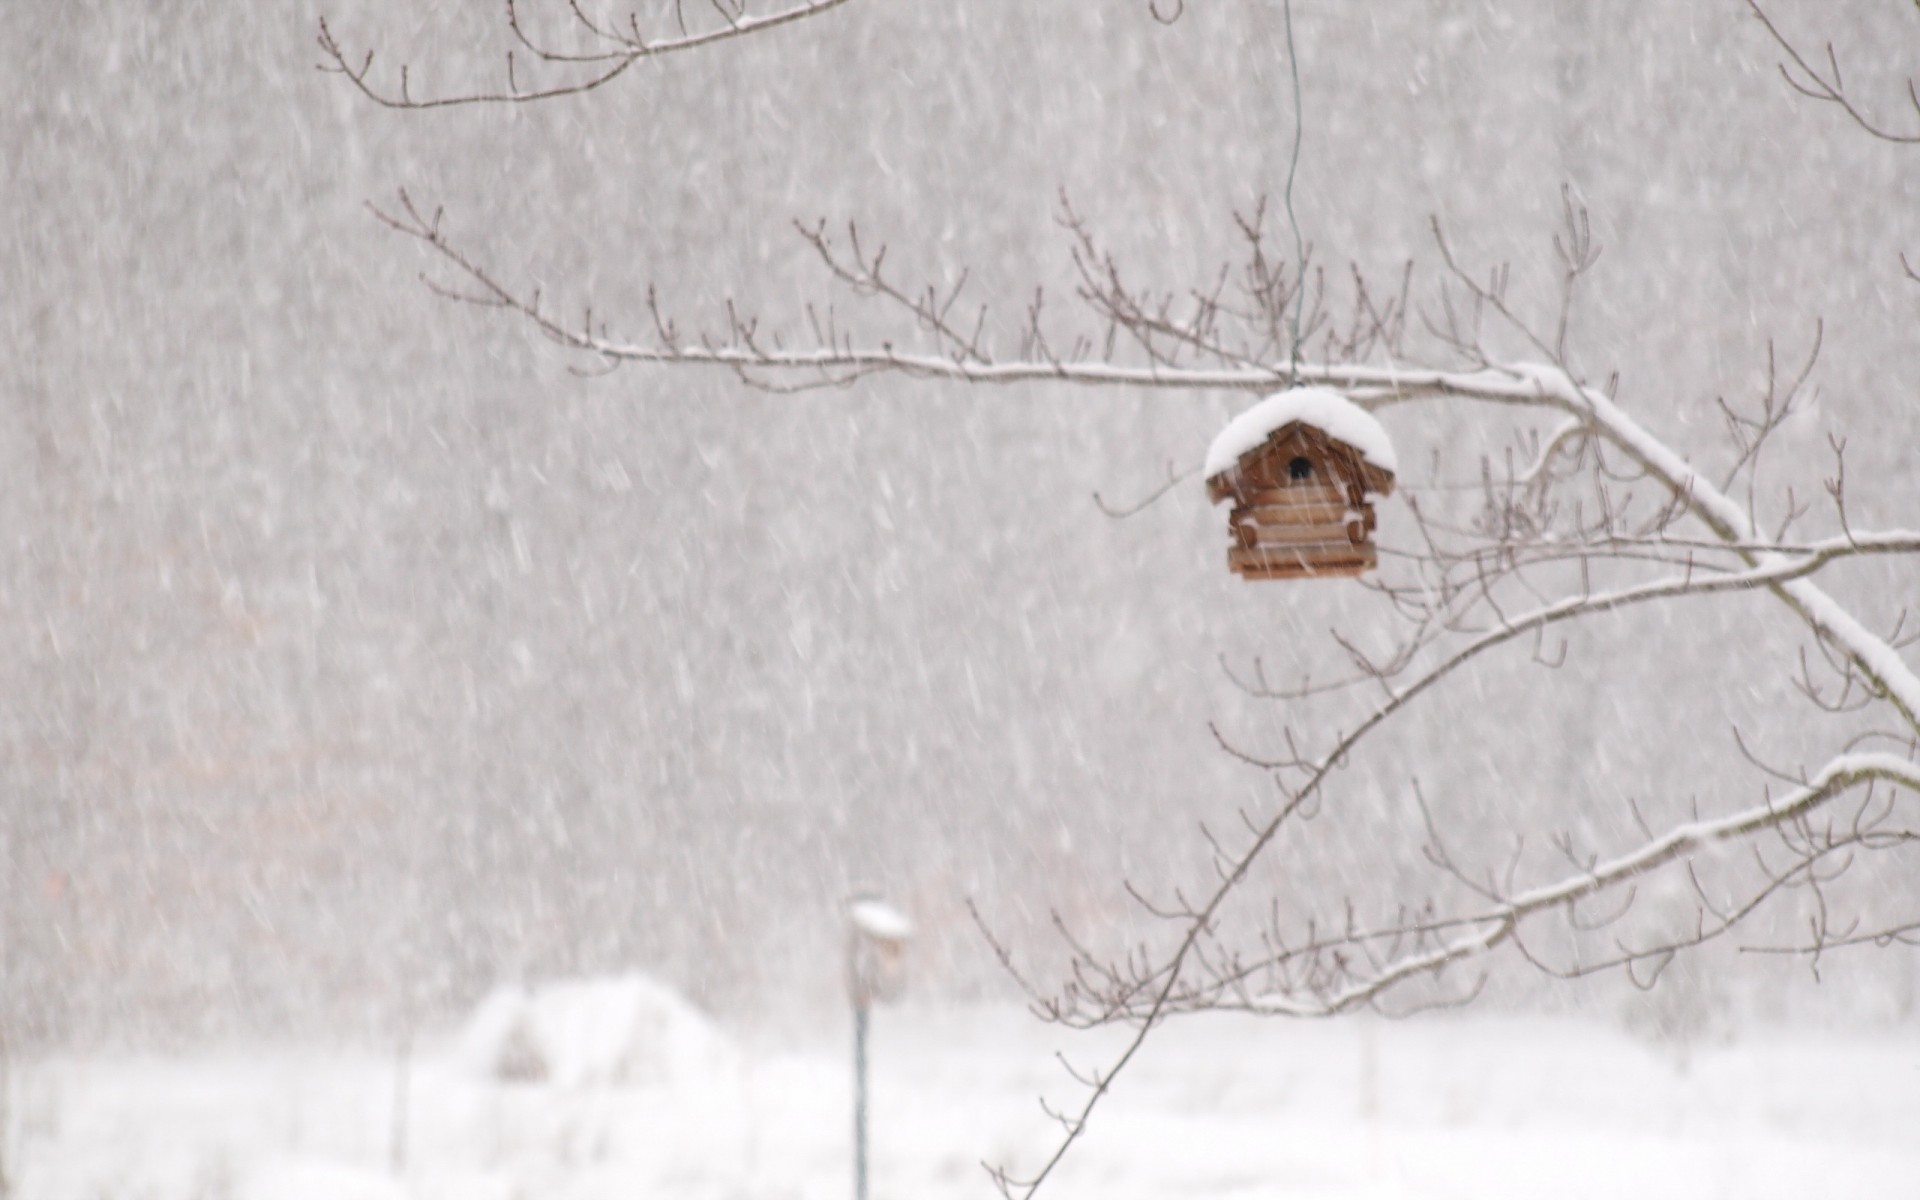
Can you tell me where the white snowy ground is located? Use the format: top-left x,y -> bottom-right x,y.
13,1002 -> 1920,1200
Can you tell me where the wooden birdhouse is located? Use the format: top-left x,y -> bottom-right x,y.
1204,387 -> 1397,580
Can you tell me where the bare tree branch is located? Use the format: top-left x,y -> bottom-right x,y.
1745,0 -> 1920,144
317,0 -> 855,109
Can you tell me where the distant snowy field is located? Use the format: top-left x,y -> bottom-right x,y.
14,985 -> 1920,1200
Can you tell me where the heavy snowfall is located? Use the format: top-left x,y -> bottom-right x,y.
4,2 -> 1917,1196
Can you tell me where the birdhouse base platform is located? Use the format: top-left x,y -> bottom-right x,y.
1228,544 -> 1377,580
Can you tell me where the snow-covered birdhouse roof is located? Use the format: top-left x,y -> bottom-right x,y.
1203,387 -> 1397,503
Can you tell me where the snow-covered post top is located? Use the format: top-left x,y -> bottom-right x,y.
850,897 -> 914,942
1203,386 -> 1398,491
847,895 -> 913,1007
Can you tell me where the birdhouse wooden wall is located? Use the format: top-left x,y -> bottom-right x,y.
848,932 -> 909,1006
1206,424 -> 1393,580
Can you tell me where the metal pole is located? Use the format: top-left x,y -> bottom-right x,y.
853,999 -> 870,1200
390,1028 -> 412,1175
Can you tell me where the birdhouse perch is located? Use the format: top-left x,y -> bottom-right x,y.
1204,387 -> 1397,580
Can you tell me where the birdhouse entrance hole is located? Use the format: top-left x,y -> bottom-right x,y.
1288,455 -> 1314,481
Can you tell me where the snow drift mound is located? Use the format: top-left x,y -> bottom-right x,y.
454,973 -> 734,1087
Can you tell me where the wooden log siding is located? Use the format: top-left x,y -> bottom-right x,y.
1230,517 -> 1363,547
1244,489 -> 1348,515
1239,497 -> 1375,530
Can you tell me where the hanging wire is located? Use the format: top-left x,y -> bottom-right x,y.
1279,0 -> 1307,381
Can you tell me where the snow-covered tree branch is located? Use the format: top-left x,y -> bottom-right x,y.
372,169 -> 1920,1191
326,3 -> 1920,1196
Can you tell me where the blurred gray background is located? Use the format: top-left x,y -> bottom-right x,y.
4,1 -> 1916,1045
